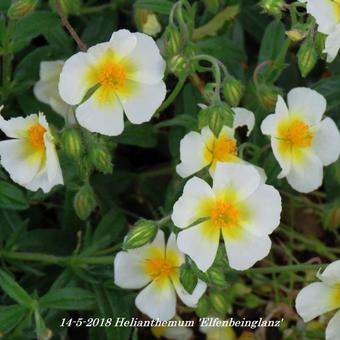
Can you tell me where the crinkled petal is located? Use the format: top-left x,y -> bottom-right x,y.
326,309 -> 340,340
232,107 -> 255,136
0,114 -> 38,138
312,117 -> 340,166
287,87 -> 326,125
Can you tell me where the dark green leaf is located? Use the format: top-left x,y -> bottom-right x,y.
0,180 -> 28,210
134,0 -> 173,15
0,305 -> 28,334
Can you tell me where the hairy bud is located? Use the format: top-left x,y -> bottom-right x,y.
73,184 -> 96,220
222,77 -> 245,107
123,219 -> 158,249
8,0 -> 38,20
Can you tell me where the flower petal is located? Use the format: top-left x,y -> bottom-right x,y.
176,131 -> 207,178
0,114 -> 38,139
76,89 -> 124,136
242,184 -> 282,236
312,117 -> 340,166
296,282 -> 339,322
212,163 -> 261,201
287,87 -> 326,125
135,278 -> 177,321
166,233 -> 185,267
177,222 -> 220,272
286,150 -> 323,193
171,177 -> 215,229
222,228 -> 271,270
326,309 -> 340,340
44,133 -> 63,188
117,80 -> 166,124
324,24 -> 340,62
232,107 -> 255,136
317,260 -> 340,285
109,29 -> 137,59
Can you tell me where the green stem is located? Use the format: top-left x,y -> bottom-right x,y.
158,77 -> 187,112
243,263 -> 324,275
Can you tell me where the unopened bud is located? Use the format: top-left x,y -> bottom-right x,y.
180,263 -> 198,294
168,54 -> 187,77
323,203 -> 340,230
222,77 -> 245,107
286,29 -> 306,42
50,0 -> 82,16
202,83 -> 217,103
8,0 -> 38,20
260,0 -> 284,16
163,25 -> 182,57
135,9 -> 161,37
257,84 -> 282,111
73,184 -> 96,220
195,296 -> 210,317
62,127 -> 83,159
90,145 -> 113,174
209,291 -> 230,316
207,267 -> 228,287
203,0 -> 220,13
298,38 -> 318,78
123,219 -> 158,249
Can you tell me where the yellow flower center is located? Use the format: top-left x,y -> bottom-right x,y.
98,63 -> 126,90
28,124 -> 46,150
333,0 -> 340,20
213,137 -> 237,161
210,200 -> 239,229
279,118 -> 313,148
146,258 -> 174,281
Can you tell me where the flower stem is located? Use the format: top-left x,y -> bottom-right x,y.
158,77 -> 187,112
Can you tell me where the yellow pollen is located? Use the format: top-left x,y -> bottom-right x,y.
213,137 -> 237,161
280,119 -> 313,148
146,258 -> 174,281
98,63 -> 126,90
211,200 -> 239,229
28,124 -> 46,150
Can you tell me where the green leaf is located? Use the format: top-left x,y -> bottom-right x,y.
0,270 -> 34,308
39,288 -> 95,310
0,181 -> 28,210
114,123 -> 157,148
313,76 -> 340,113
133,0 -> 173,15
0,305 -> 28,334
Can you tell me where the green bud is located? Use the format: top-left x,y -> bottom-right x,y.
123,219 -> 158,249
314,32 -> 327,58
222,77 -> 245,107
260,0 -> 284,16
7,0 -> 38,20
73,184 -> 96,220
62,128 -> 83,159
49,0 -> 82,16
195,296 -> 210,317
297,38 -> 318,78
168,54 -> 187,77
257,84 -> 282,111
209,290 -> 229,316
202,83 -> 217,103
203,0 -> 220,13
180,263 -> 198,294
183,44 -> 198,75
78,156 -> 92,180
90,144 -> 113,174
207,266 -> 227,287
286,29 -> 306,42
163,25 -> 182,57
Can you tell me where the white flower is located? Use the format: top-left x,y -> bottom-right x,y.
172,162 -> 281,272
34,60 -> 71,117
58,29 -> 166,136
261,87 -> 340,193
176,108 -> 255,178
0,113 -> 63,193
151,322 -> 193,340
114,230 -> 207,321
296,260 -> 340,340
305,0 -> 340,62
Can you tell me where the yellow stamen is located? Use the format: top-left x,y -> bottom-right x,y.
205,135 -> 237,164
28,124 -> 46,150
98,63 -> 126,90
210,200 -> 239,229
146,257 -> 174,281
278,118 -> 313,148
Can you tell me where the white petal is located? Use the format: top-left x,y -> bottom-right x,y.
44,133 -> 63,187
287,87 -> 326,125
212,163 -> 261,201
313,117 -> 340,166
0,139 -> 43,186
126,32 -> 166,84
109,29 -> 137,59
135,279 -> 177,321
307,0 -> 339,35
0,114 -> 38,138
114,251 -> 151,289
242,184 -> 282,236
118,81 -> 166,124
232,107 -> 255,136
324,24 -> 340,62
326,310 -> 340,340
58,52 -> 94,105
296,282 -> 339,322
223,229 -> 271,270
271,138 -> 291,179
286,150 -> 323,193
171,177 -> 214,229
176,131 -> 207,178
76,91 -> 124,136
166,233 -> 185,266
172,276 -> 207,308
177,222 -> 220,272
318,260 -> 340,285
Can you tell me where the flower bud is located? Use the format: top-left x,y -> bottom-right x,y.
297,38 -> 318,78
260,0 -> 284,16
123,219 -> 158,250
257,84 -> 282,111
209,290 -> 230,316
61,127 -> 83,159
195,296 -> 210,317
222,77 -> 245,107
78,156 -> 92,180
89,144 -> 113,175
7,0 -> 38,20
163,24 -> 182,57
323,203 -> 340,230
202,83 -> 217,103
286,29 -> 306,42
207,266 -> 228,287
203,0 -> 220,13
49,0 -> 82,16
168,54 -> 187,77
73,184 -> 96,220
180,263 -> 198,294
135,9 -> 161,37
314,32 -> 327,57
